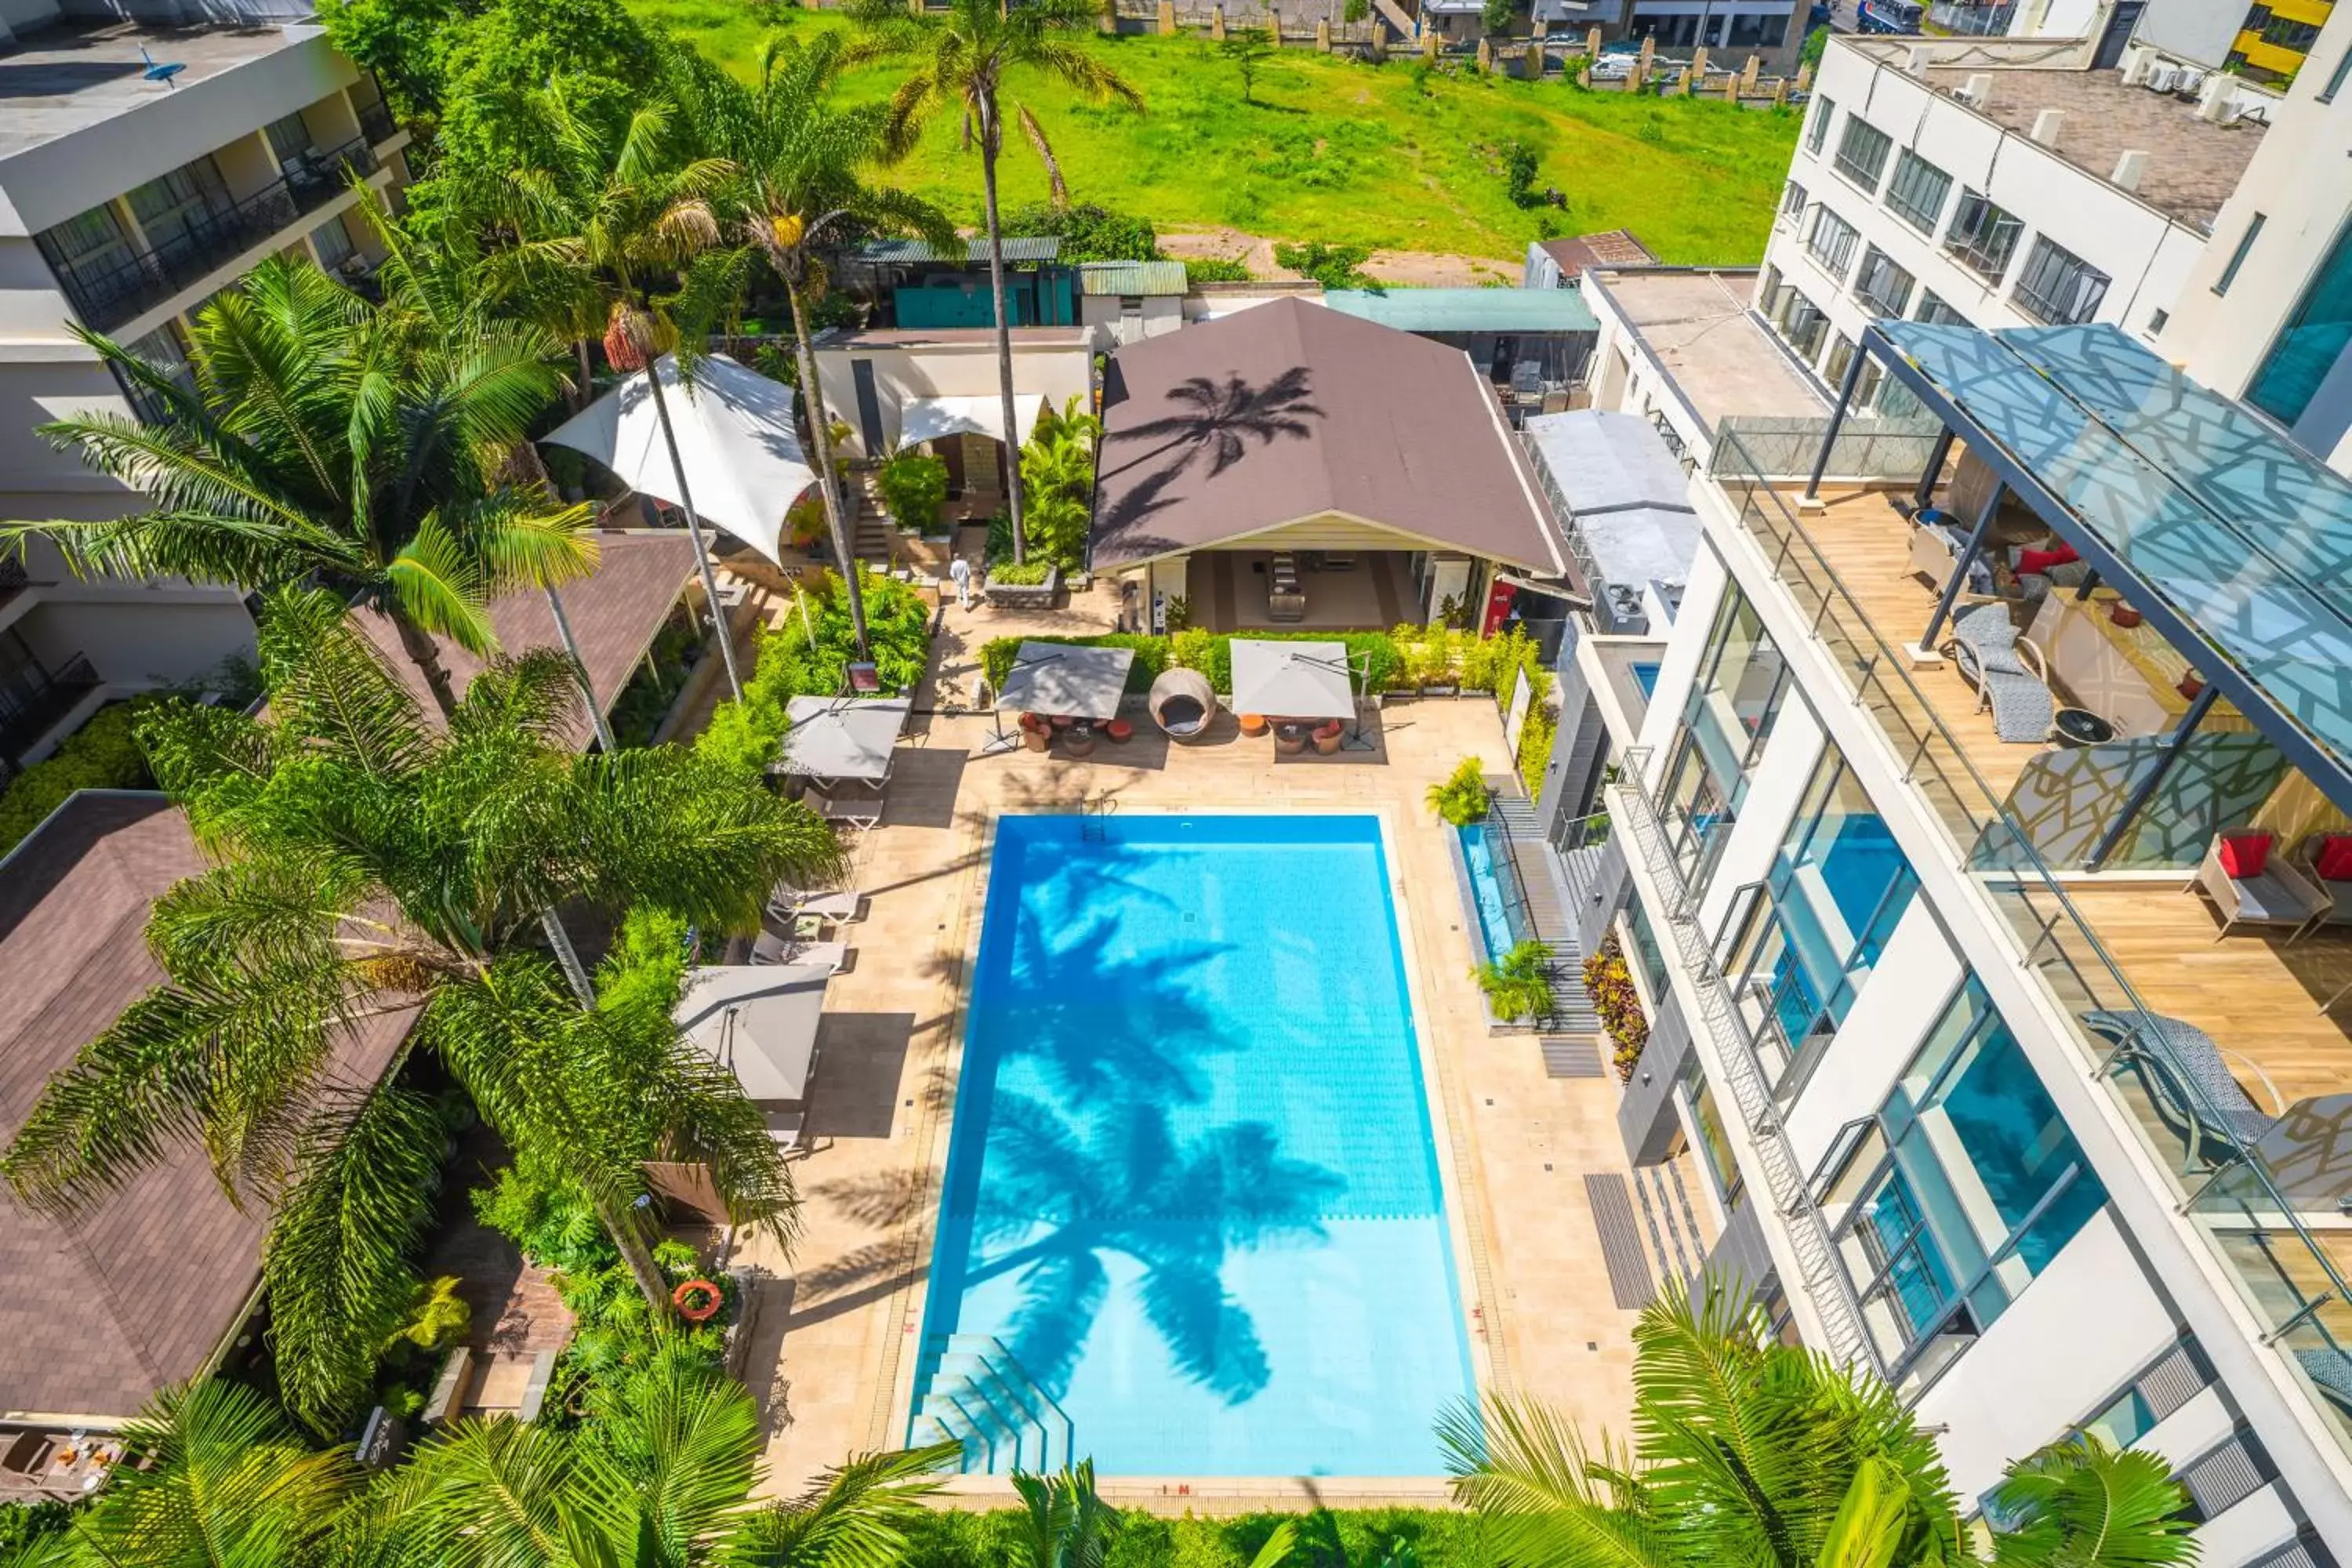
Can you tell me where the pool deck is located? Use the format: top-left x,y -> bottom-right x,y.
720,579 -> 1711,1509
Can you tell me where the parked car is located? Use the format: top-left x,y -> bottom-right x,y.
1589,52 -> 1637,78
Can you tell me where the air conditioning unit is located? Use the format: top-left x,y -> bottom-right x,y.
2146,64 -> 2178,93
2175,67 -> 2206,95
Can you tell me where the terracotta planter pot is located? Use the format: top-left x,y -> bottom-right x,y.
1104,720 -> 1134,743
1022,728 -> 1050,753
1239,713 -> 1269,737
1313,731 -> 1343,755
2109,601 -> 2143,630
2180,673 -> 2205,700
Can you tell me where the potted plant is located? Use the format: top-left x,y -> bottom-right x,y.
1019,712 -> 1051,752
1312,718 -> 1345,755
1475,940 -> 1555,1025
983,557 -> 1062,609
1427,757 -> 1489,826
875,448 -> 950,535
2179,670 -> 2205,700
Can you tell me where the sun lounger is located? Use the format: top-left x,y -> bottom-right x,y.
1944,603 -> 2054,743
767,883 -> 862,924
2083,1008 -> 2280,1168
809,786 -> 886,831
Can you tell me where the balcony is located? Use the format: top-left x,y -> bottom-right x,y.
1711,430 -> 2352,1460
356,100 -> 398,147
51,139 -> 378,334
0,653 -> 101,764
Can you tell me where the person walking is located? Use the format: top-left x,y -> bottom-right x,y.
949,554 -> 975,611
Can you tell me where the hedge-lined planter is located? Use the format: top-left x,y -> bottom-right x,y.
982,564 -> 1061,610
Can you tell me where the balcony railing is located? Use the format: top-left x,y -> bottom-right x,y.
0,654 -> 100,763
52,140 -> 377,333
356,100 -> 398,146
1711,427 -> 2352,1451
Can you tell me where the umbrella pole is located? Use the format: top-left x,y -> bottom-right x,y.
1344,650 -> 1377,751
644,364 -> 745,702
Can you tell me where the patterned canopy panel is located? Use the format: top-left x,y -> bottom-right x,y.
1879,321 -> 2352,776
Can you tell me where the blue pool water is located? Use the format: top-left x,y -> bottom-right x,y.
1457,820 -> 1525,960
1631,660 -> 1662,699
920,814 -> 1474,1476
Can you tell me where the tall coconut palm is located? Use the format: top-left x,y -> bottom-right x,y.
692,30 -> 956,660
856,0 -> 1140,565
467,75 -> 747,700
1443,1277 -> 2198,1568
0,587 -> 841,1432
374,1351 -> 956,1568
0,252 -> 595,718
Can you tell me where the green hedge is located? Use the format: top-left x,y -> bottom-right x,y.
902,1508 -> 1491,1568
975,625 -> 1556,706
0,702 -> 154,856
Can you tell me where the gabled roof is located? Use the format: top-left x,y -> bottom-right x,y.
0,794 -> 413,1424
1078,260 -> 1189,296
1090,298 -> 1564,573
352,531 -> 695,750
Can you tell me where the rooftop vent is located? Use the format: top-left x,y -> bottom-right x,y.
1955,73 -> 1991,108
2111,149 -> 2148,191
2029,107 -> 2065,146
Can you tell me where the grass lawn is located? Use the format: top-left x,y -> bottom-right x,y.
622,4 -> 1798,263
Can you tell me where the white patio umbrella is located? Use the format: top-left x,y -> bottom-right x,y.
544,354 -> 820,568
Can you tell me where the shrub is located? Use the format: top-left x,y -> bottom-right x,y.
980,630 -> 1401,699
986,560 -> 1054,586
876,448 -> 949,534
1182,256 -> 1254,285
1584,934 -> 1650,1081
0,700 -> 158,855
901,1508 -> 1487,1568
1168,626 -> 1217,674
1515,700 -> 1557,796
380,1276 -> 471,1355
1481,0 -> 1512,33
693,566 -> 933,778
1501,137 -> 1540,206
1273,239 -> 1376,289
1476,939 -> 1554,1022
1000,201 -> 1158,263
1427,756 -> 1489,826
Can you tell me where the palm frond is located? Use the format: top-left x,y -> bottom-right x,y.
739,1444 -> 960,1568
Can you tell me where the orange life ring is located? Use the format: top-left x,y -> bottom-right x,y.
672,1277 -> 724,1323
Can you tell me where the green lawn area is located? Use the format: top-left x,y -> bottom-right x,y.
622,4 -> 1798,263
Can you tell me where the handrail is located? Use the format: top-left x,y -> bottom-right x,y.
1711,429 -> 2352,1380
1612,746 -> 1877,1371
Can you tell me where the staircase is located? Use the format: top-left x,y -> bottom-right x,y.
1485,791 -> 1602,1037
907,1334 -> 1075,1474
848,471 -> 898,566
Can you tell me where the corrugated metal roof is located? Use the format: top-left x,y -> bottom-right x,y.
1321,287 -> 1601,334
1077,260 -> 1189,296
853,237 -> 1062,263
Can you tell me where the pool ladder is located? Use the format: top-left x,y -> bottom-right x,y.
1079,794 -> 1119,842
907,1334 -> 1077,1474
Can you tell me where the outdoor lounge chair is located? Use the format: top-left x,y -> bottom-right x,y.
2300,1347 -> 2352,1412
750,932 -> 849,971
2083,1008 -> 2281,1169
808,785 -> 885,832
767,882 -> 862,925
2189,830 -> 2328,941
2292,834 -> 2352,941
1943,603 -> 2055,743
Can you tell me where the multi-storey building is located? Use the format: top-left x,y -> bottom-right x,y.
1526,299 -> 2352,1563
1755,29 -> 2274,420
0,5 -> 412,769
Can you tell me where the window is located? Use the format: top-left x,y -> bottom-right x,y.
1824,334 -> 1883,405
114,320 -> 195,421
1722,750 -> 1921,1101
1728,12 -> 1786,48
2012,236 -> 2112,325
1686,1073 -> 1744,1205
2214,212 -> 2267,296
1780,179 -> 1809,223
34,203 -> 133,295
1825,981 -> 2108,1389
2321,43 -> 2352,101
1945,188 -> 2024,282
125,162 -> 232,258
1875,376 -> 1926,421
1806,205 -> 1861,278
1834,117 -> 1894,191
1852,246 -> 1915,318
1659,586 -> 1789,888
2148,307 -> 2171,335
1774,287 -> 1830,361
263,111 -> 319,172
1807,95 -> 1836,154
2262,14 -> 2323,52
1914,290 -> 1965,327
2249,218 -> 2352,435
1884,150 -> 1953,235
310,212 -> 357,270
1626,900 -> 1671,1003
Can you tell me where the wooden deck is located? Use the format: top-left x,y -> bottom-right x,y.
1770,488 -> 2044,804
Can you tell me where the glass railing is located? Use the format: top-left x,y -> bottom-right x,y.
1711,427 -> 2352,1460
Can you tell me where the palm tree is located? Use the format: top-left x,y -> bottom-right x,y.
472,75 -> 747,700
0,588 -> 842,1432
857,0 -> 1141,565
0,254 -> 596,717
697,31 -> 956,660
1011,1461 -> 1121,1568
376,1351 -> 956,1568
1475,940 -> 1554,1024
30,1381 -> 358,1568
1442,1277 -> 2198,1568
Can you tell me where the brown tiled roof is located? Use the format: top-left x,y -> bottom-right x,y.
0,794 -> 412,1424
1537,230 -> 1659,280
1090,297 -> 1565,573
352,531 -> 695,748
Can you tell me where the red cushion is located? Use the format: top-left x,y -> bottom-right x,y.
2318,835 -> 2352,881
2219,831 -> 2274,879
2016,544 -> 2081,576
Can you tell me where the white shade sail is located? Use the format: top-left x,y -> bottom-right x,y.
543,354 -> 818,567
895,394 -> 1051,451
675,964 -> 831,1102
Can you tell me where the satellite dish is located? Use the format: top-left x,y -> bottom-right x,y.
138,46 -> 186,86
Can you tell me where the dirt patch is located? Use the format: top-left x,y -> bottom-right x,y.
1159,227 -> 1519,287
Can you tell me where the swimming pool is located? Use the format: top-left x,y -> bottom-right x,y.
1456,820 -> 1528,962
916,813 -> 1474,1477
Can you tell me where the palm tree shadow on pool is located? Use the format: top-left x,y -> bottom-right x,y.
958,1092 -> 1345,1406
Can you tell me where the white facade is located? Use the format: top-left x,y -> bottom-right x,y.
1755,35 -> 2244,411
